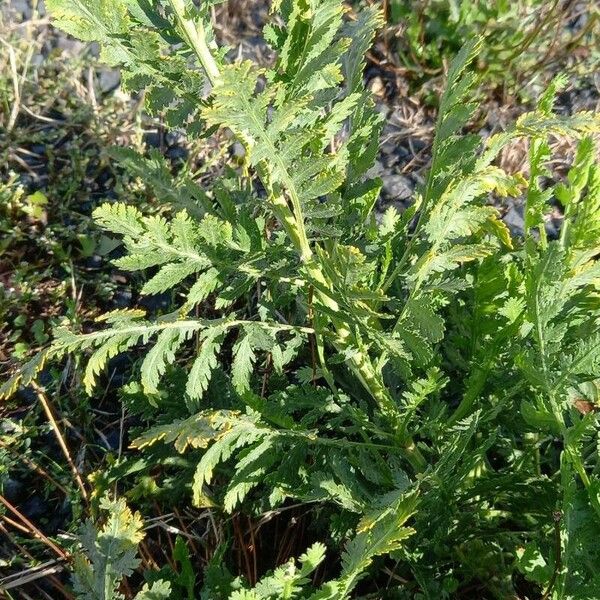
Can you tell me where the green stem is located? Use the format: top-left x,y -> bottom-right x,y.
169,3 -> 426,473
167,0 -> 221,86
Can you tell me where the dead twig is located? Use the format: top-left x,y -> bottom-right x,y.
31,382 -> 89,503
0,522 -> 73,599
0,559 -> 66,591
0,494 -> 69,561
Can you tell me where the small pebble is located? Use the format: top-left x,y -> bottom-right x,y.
3,478 -> 24,503
143,132 -> 162,149
21,496 -> 47,521
503,202 -> 525,237
139,292 -> 171,314
382,174 -> 414,201
166,146 -> 188,163
111,289 -> 133,309
98,69 -> 121,94
166,131 -> 185,146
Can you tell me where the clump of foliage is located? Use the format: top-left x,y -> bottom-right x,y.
380,0 -> 599,94
2,0 -> 600,598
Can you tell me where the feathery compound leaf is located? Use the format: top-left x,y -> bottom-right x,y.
186,328 -> 226,401
95,204 -> 213,276
186,267 -> 222,308
233,324 -> 281,394
108,148 -> 210,215
83,333 -> 140,395
93,202 -> 145,237
253,542 -> 327,598
202,0 -> 374,258
73,497 -> 145,600
231,331 -> 258,394
556,137 -> 596,211
571,163 -> 600,251
140,328 -> 189,395
561,138 -> 600,252
193,417 -> 267,506
341,6 -> 383,94
46,0 -> 211,126
413,243 -> 495,283
203,60 -> 350,237
433,37 -> 482,158
0,348 -> 53,400
223,437 -> 279,512
141,262 -> 201,296
45,0 -> 132,65
562,333 -> 600,382
275,0 -> 348,97
424,168 -> 524,245
311,493 -> 419,599
131,410 -> 240,453
133,581 -> 172,600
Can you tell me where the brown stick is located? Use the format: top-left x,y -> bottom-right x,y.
541,511 -> 563,600
0,494 -> 69,560
0,523 -> 73,599
31,382 -> 88,502
247,515 -> 258,588
1,513 -> 31,534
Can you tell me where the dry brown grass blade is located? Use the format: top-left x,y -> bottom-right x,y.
31,382 -> 88,503
0,523 -> 73,599
0,559 -> 66,592
0,494 -> 69,560
2,513 -> 31,534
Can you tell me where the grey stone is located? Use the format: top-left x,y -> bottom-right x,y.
366,159 -> 385,180
380,148 -> 399,169
166,145 -> 188,163
6,0 -> 33,19
143,131 -> 162,148
232,142 -> 246,158
31,53 -> 44,67
545,217 -> 561,240
56,36 -> 86,55
166,131 -> 185,147
380,138 -> 411,169
98,69 -> 121,93
3,478 -> 23,503
382,174 -> 414,201
503,202 -> 525,236
374,101 -> 389,117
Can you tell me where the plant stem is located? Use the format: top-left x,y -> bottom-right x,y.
169,2 -> 426,473
167,0 -> 221,86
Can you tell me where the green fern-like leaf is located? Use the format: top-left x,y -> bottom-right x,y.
133,581 -> 172,600
73,497 -> 144,600
311,492 -> 418,599
186,328 -> 226,401
131,409 -> 241,453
